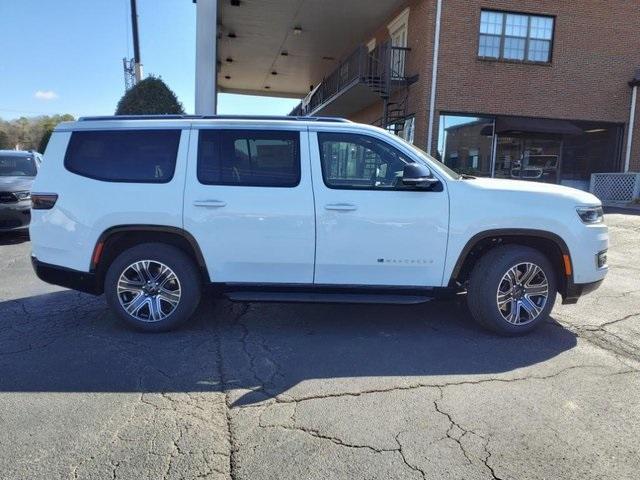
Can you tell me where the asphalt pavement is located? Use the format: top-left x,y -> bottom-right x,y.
0,213 -> 638,479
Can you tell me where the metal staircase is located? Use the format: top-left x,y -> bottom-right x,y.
291,41 -> 416,125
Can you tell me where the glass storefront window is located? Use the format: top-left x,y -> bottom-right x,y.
560,122 -> 623,190
437,113 -> 622,190
437,115 -> 494,176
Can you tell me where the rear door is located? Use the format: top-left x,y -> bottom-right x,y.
309,127 -> 449,287
183,124 -> 315,284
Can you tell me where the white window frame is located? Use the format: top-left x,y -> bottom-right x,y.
387,8 -> 410,44
387,8 -> 410,78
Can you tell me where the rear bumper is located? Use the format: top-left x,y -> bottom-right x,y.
31,256 -> 101,295
561,278 -> 604,305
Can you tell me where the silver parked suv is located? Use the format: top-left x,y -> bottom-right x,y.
0,150 -> 41,232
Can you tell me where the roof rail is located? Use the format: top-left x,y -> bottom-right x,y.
78,114 -> 351,123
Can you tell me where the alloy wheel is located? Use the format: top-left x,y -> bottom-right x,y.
116,260 -> 182,322
496,262 -> 549,325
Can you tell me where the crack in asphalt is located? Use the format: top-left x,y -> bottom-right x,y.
395,431 -> 427,480
216,302 -> 253,480
268,363 -> 621,405
433,386 -> 475,465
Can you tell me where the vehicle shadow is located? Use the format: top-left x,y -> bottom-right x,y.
0,230 -> 30,245
604,206 -> 640,216
0,290 -> 577,405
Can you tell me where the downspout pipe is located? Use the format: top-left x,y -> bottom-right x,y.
625,69 -> 640,172
426,0 -> 443,154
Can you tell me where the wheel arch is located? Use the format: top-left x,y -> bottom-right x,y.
91,225 -> 209,293
449,229 -> 572,296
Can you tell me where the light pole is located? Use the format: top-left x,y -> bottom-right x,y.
130,0 -> 143,82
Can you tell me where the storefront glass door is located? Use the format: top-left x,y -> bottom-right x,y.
494,136 -> 561,183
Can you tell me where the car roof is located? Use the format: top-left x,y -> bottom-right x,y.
54,115 -> 370,132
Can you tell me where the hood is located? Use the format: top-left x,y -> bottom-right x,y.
0,176 -> 35,192
467,177 -> 600,205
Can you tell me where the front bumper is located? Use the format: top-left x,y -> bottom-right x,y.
31,257 -> 101,295
0,203 -> 31,230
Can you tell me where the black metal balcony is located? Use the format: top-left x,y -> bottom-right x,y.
290,42 -> 412,118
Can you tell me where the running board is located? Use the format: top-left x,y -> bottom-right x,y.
224,291 -> 433,305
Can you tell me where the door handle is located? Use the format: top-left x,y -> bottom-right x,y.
324,203 -> 357,212
193,200 -> 227,208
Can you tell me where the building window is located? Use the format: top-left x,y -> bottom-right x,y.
478,10 -> 554,63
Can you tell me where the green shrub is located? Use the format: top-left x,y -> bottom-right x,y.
116,76 -> 185,115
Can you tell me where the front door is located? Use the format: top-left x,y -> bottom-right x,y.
183,127 -> 315,284
309,129 -> 449,287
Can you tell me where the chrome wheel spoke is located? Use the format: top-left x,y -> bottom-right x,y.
520,263 -> 540,285
148,295 -> 164,321
158,288 -> 180,307
124,292 -> 149,316
154,265 -> 173,288
520,296 -> 541,318
524,284 -> 548,296
506,299 -> 520,324
497,290 -> 513,307
131,261 -> 151,282
118,277 -> 145,293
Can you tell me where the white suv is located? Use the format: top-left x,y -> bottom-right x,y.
30,116 -> 608,334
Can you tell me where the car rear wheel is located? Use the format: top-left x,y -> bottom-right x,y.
105,243 -> 202,332
467,245 -> 557,335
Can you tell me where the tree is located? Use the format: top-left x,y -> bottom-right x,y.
0,114 -> 74,151
116,76 -> 185,115
0,129 -> 10,150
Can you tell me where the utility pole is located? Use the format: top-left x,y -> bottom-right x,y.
130,0 -> 143,82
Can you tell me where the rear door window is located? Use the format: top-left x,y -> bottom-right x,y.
197,130 -> 300,187
64,130 -> 181,183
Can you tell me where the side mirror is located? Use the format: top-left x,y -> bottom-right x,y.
402,163 -> 439,188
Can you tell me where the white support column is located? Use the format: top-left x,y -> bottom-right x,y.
195,0 -> 218,115
426,0 -> 443,155
625,85 -> 637,172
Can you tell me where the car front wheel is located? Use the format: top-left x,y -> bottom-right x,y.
467,245 -> 557,335
105,243 -> 202,332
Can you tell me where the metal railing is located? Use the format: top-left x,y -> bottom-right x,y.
291,42 -> 410,117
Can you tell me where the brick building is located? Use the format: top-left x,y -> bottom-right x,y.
196,0 -> 640,189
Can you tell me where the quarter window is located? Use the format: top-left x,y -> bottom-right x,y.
64,130 -> 181,183
479,10 -> 554,63
198,130 -> 300,187
317,133 -> 413,190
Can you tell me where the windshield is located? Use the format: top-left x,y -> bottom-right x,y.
394,137 -> 462,180
0,155 -> 37,177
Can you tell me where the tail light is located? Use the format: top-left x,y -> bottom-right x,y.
31,193 -> 58,210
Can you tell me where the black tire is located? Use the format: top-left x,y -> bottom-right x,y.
105,243 -> 202,332
467,245 -> 557,336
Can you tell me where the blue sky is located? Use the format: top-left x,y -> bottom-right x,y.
0,0 -> 300,120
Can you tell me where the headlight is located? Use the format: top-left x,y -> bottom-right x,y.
14,191 -> 31,201
576,206 -> 603,224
